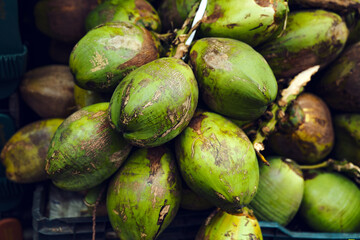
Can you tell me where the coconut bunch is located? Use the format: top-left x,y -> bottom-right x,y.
2,0 -> 360,239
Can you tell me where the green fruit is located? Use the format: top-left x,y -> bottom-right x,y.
346,11 -> 360,45
109,57 -> 198,147
46,102 -> 132,191
258,9 -> 349,78
158,0 -> 199,32
69,22 -> 161,92
250,157 -> 304,226
333,114 -> 360,166
316,42 -> 360,112
106,146 -> 182,240
195,207 -> 263,240
199,0 -> 289,47
181,184 -> 215,211
74,85 -> 111,110
300,170 -> 360,232
0,119 -> 63,183
189,37 -> 278,121
269,93 -> 334,164
175,111 -> 259,214
85,0 -> 161,32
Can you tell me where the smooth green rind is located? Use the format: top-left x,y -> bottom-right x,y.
190,37 -> 278,121
195,207 -> 263,240
199,0 -> 289,47
333,114 -> 360,167
316,42 -> 360,112
106,146 -> 182,240
46,102 -> 132,191
250,157 -> 304,226
0,118 -> 63,183
300,171 -> 360,232
269,93 -> 334,164
69,22 -> 160,92
258,9 -> 349,78
109,57 -> 198,147
85,0 -> 161,32
175,111 -> 259,214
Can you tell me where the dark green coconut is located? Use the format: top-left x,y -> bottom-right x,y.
180,183 -> 214,211
258,9 -> 349,78
0,119 -> 63,183
269,93 -> 334,164
316,42 -> 360,112
346,11 -> 360,45
69,21 -> 161,92
250,157 -> 304,226
195,207 -> 263,240
175,111 -> 259,214
46,102 -> 132,191
106,146 -> 182,240
158,0 -> 199,32
333,114 -> 360,167
189,37 -> 278,121
85,0 -> 161,32
109,57 -> 198,147
300,170 -> 360,232
198,0 -> 289,47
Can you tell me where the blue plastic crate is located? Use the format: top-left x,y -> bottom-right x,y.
32,184 -> 360,240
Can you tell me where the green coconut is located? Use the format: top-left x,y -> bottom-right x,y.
109,57 -> 198,147
195,207 -> 263,240
269,93 -> 334,164
175,111 -> 259,214
46,102 -> 132,191
73,85 -> 111,110
198,0 -> 289,47
258,9 -> 349,78
85,0 -> 161,32
158,0 -> 199,32
0,119 -> 63,183
106,146 -> 182,240
316,42 -> 360,112
250,157 -> 304,226
69,21 -> 161,92
189,37 -> 278,121
300,170 -> 360,232
333,114 -> 360,167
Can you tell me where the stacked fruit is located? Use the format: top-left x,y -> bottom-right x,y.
2,0 -> 360,239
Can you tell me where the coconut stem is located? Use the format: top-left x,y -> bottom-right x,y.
252,65 -> 320,164
299,161 -> 329,170
91,186 -> 106,240
170,1 -> 203,59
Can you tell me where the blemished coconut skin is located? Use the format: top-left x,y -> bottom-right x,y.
333,114 -> 360,167
0,119 -> 63,183
69,21 -> 161,93
20,65 -> 76,118
189,37 -> 278,121
198,0 -> 289,47
106,146 -> 182,240
175,111 -> 259,214
46,102 -> 132,191
109,57 -> 199,148
316,42 -> 360,112
85,0 -> 161,32
258,10 -> 349,78
250,157 -> 304,226
195,207 -> 263,240
269,93 -> 334,164
300,170 -> 360,233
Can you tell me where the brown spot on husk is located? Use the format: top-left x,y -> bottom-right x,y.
226,23 -> 238,29
254,0 -> 271,7
215,192 -> 226,200
147,147 -> 166,176
117,27 -> 158,72
203,4 -> 224,24
188,113 -> 208,134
